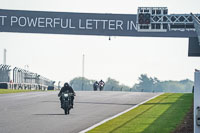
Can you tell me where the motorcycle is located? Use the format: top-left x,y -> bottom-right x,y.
99,82 -> 104,91
61,92 -> 74,115
93,83 -> 99,91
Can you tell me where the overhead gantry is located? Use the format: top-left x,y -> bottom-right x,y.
0,7 -> 199,55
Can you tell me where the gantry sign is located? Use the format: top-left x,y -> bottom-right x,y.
0,7 -> 200,55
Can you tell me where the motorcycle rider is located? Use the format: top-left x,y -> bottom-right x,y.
93,81 -> 99,91
58,82 -> 75,108
99,80 -> 105,91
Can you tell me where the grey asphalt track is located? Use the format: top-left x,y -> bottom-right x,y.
0,91 -> 160,133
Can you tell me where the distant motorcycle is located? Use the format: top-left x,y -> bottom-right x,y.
61,92 -> 74,115
99,82 -> 105,91
93,82 -> 99,91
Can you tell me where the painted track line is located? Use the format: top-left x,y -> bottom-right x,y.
79,93 -> 163,133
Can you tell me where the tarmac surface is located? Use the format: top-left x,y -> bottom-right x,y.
0,91 -> 160,133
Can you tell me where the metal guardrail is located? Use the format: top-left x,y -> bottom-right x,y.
0,82 -> 49,91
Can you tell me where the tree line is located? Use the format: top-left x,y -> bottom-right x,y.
69,74 -> 193,93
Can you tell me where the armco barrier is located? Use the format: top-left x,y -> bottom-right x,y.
0,82 -> 52,91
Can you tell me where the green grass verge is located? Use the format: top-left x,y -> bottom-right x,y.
88,93 -> 193,133
0,88 -> 38,94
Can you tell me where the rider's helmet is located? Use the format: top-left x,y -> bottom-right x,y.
64,82 -> 69,87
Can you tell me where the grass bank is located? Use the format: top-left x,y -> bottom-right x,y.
88,93 -> 193,133
0,89 -> 38,94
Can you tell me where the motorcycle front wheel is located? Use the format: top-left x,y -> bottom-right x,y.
64,108 -> 69,115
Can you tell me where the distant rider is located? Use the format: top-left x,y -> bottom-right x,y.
99,80 -> 105,91
58,82 -> 75,108
93,81 -> 99,91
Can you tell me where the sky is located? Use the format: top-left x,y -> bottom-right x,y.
0,0 -> 200,87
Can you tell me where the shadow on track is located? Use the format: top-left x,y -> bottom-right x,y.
76,101 -> 137,106
41,101 -> 59,103
33,114 -> 65,116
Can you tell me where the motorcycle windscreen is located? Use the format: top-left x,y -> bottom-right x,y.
188,37 -> 200,56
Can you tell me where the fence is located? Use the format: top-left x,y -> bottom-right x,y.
12,67 -> 54,86
0,82 -> 49,91
0,64 -> 55,90
0,65 -> 11,82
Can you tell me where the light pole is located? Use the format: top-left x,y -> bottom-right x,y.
81,54 -> 85,91
3,49 -> 6,65
58,81 -> 61,90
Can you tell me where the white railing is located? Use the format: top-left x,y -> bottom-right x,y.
0,82 -> 49,91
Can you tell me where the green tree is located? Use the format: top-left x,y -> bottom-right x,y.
69,75 -> 193,93
104,78 -> 130,91
104,78 -> 120,91
137,74 -> 155,92
70,77 -> 95,91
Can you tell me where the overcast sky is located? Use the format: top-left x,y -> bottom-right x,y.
0,0 -> 200,87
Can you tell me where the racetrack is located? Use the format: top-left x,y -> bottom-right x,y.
0,91 -> 160,133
